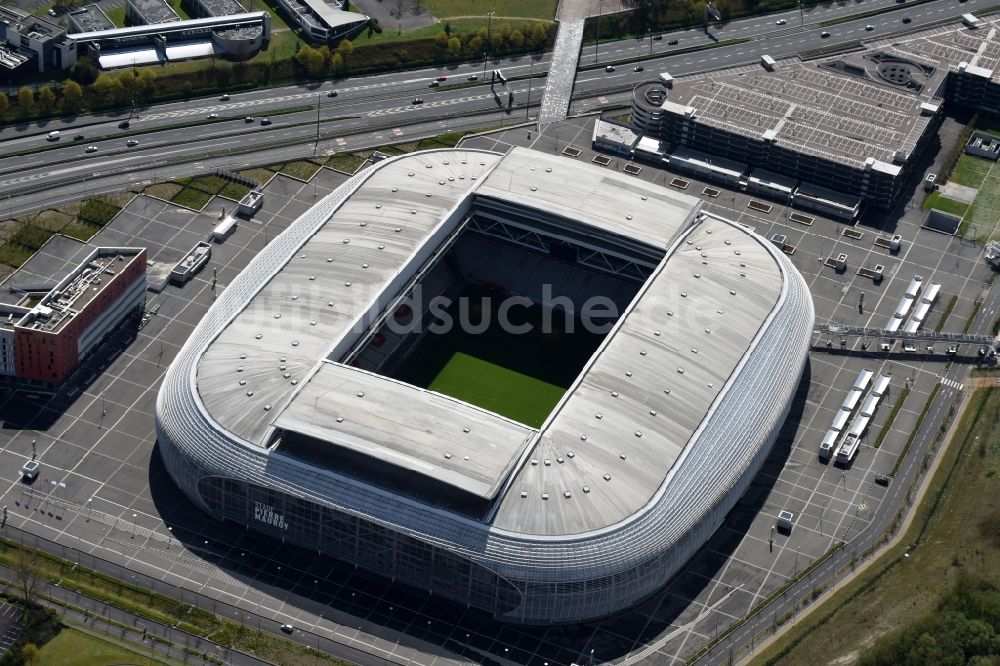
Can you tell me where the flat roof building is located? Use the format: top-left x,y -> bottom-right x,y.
0,246 -> 147,385
271,0 -> 367,42
125,0 -> 180,25
0,6 -> 76,74
68,5 -> 116,33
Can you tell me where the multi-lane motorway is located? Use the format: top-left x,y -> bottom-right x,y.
0,0 -> 990,213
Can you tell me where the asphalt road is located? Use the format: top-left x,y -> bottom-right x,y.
1,0 -> 993,207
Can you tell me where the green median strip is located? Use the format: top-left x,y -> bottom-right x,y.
891,383 -> 940,477
872,385 -> 910,449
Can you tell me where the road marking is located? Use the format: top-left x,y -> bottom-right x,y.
939,377 -> 963,391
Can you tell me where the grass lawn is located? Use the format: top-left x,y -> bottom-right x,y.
428,352 -> 563,426
923,191 -> 969,218
38,627 -> 164,666
167,0 -> 192,20
423,0 -> 558,19
948,153 -> 991,188
754,388 -> 1000,665
105,6 -> 126,27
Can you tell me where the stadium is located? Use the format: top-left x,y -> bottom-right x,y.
155,147 -> 815,624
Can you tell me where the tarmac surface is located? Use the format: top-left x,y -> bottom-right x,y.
0,113 -> 994,666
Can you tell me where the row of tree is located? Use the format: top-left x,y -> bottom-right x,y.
0,68 -> 157,120
436,22 -> 553,58
0,20 -> 556,121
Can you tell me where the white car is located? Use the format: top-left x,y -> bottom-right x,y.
865,24 -> 874,30
20,459 -> 39,481
280,624 -> 293,634
207,113 -> 219,119
85,145 -> 98,153
126,139 -> 138,147
775,18 -> 786,25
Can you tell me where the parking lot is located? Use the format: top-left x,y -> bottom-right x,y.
0,114 -> 994,665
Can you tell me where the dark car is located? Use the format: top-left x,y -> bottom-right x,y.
875,474 -> 891,486
327,90 -> 338,97
633,65 -> 644,72
412,97 -> 423,105
73,134 -> 85,141
653,34 -> 663,40
118,120 -> 130,129
821,31 -> 831,37
667,38 -> 679,45
902,16 -> 911,22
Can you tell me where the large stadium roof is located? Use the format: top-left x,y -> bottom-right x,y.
195,147 -> 785,536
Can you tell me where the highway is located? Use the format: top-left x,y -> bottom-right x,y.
0,0 -> 991,205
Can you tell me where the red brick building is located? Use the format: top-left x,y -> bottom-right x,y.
9,248 -> 146,384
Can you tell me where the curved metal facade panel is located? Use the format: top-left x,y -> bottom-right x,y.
155,150 -> 815,624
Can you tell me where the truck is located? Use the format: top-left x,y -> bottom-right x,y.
760,54 -> 776,70
963,13 -> 982,28
659,72 -> 674,88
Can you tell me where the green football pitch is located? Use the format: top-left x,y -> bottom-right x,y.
427,352 -> 566,428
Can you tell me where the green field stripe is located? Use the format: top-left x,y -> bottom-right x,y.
428,352 -> 563,428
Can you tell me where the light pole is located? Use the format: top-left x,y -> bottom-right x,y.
316,93 -> 321,141
482,51 -> 489,82
526,57 -> 534,122
798,0 -> 804,27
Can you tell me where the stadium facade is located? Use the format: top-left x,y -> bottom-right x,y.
155,147 -> 814,624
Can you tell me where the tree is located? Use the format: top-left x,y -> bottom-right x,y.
294,43 -> 315,69
443,22 -> 451,36
70,56 -> 99,85
509,29 -> 525,49
137,69 -> 157,100
306,47 -> 325,76
13,549 -> 42,607
21,643 -> 40,666
330,52 -> 345,75
0,92 -> 9,119
490,33 -> 502,52
337,39 -> 354,58
466,35 -> 484,55
446,36 -> 462,57
17,86 -> 34,115
435,31 -> 449,49
37,86 -> 56,113
88,76 -> 124,108
531,22 -> 549,47
62,80 -> 83,113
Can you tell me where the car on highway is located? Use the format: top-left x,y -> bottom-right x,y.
821,31 -> 831,37
245,116 -> 255,123
126,139 -> 138,147
327,90 -> 338,97
118,120 -> 130,129
280,624 -> 293,634
428,80 -> 440,87
633,65 -> 644,72
412,97 -> 423,105
653,34 -> 663,40
436,75 -> 448,81
775,18 -> 786,25
902,16 -> 911,22
207,113 -> 218,119
605,65 -> 615,72
667,38 -> 678,45
220,94 -> 229,101
260,118 -> 271,125
73,134 -> 85,141
20,459 -> 39,482
85,145 -> 98,153
865,24 -> 874,30
468,74 -> 478,81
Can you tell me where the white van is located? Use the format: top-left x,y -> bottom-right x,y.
47,130 -> 60,141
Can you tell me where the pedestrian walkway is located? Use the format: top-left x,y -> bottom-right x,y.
538,18 -> 585,125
